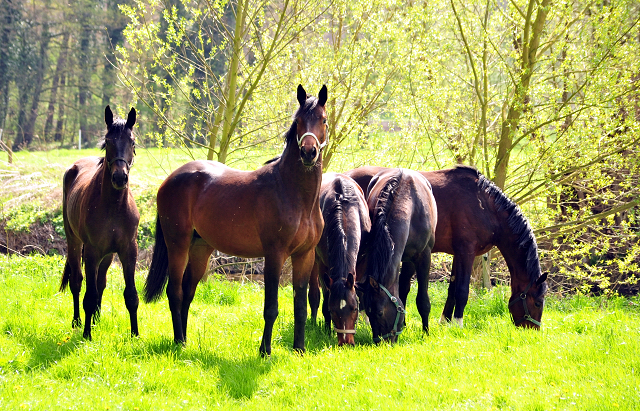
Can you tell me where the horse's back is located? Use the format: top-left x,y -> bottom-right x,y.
422,166 -> 497,255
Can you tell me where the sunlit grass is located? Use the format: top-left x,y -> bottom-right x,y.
0,254 -> 638,410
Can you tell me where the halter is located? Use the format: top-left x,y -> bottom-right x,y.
372,283 -> 405,343
334,293 -> 359,335
108,156 -> 134,171
508,281 -> 542,327
297,131 -> 328,151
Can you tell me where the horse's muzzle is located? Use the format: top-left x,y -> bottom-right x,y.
111,171 -> 129,190
300,145 -> 319,166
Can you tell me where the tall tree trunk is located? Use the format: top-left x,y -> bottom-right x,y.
44,31 -> 70,140
54,67 -> 69,143
21,22 -> 51,146
493,0 -> 550,190
77,20 -> 92,144
0,0 -> 18,131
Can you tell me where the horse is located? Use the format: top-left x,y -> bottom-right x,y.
59,106 -> 140,340
308,173 -> 371,346
355,168 -> 437,343
144,85 -> 328,356
345,165 -> 548,329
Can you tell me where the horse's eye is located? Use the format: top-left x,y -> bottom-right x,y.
534,301 -> 542,308
377,310 -> 384,317
323,118 -> 327,124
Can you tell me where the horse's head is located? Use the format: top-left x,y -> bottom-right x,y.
508,272 -> 548,329
324,272 -> 359,346
357,276 -> 405,344
294,84 -> 328,167
102,106 -> 136,190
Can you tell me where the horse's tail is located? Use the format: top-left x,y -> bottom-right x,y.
59,261 -> 71,292
367,170 -> 402,281
144,215 -> 169,303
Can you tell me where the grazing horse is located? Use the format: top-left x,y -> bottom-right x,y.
308,173 -> 371,346
60,106 -> 140,340
357,168 -> 437,343
144,85 -> 328,356
345,165 -> 548,329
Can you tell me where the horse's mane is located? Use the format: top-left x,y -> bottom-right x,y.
463,166 -> 542,285
98,119 -> 130,150
367,170 -> 402,283
325,178 -> 361,280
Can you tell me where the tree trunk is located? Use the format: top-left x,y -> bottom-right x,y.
21,22 -> 51,146
44,31 -> 70,141
0,0 -> 18,130
493,0 -> 550,189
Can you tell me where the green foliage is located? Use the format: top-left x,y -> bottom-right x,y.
194,275 -> 241,306
1,255 -> 640,409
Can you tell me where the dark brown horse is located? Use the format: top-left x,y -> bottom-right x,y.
308,173 -> 371,346
356,168 -> 437,343
60,106 -> 140,340
144,85 -> 327,356
346,165 -> 548,329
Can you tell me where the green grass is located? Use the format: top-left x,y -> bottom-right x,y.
0,255 -> 639,410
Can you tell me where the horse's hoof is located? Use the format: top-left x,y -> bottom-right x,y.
293,346 -> 305,356
72,319 -> 81,329
83,331 -> 92,341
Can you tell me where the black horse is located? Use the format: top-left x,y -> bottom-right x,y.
308,173 -> 371,346
356,168 -> 437,343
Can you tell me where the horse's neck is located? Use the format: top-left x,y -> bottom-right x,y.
496,237 -> 530,287
99,161 -> 128,202
276,144 -> 322,207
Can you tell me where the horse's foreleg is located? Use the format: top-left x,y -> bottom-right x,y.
308,260 -> 320,322
82,248 -> 100,340
415,253 -> 432,334
119,243 -> 139,337
95,253 -> 114,324
399,262 -> 415,308
259,253 -> 285,357
181,242 -> 214,341
450,252 -> 474,327
321,281 -> 331,332
291,249 -> 314,354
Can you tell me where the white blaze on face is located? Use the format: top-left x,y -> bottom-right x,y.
339,299 -> 347,310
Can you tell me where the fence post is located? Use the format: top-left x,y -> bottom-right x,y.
0,129 -> 13,164
482,251 -> 492,289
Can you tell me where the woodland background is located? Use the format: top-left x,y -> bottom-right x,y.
0,0 -> 639,295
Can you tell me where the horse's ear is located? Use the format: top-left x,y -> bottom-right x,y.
323,273 -> 333,289
318,85 -> 327,107
105,106 -> 113,127
126,107 -> 137,129
369,276 -> 379,290
297,84 -> 307,107
347,273 -> 355,289
536,272 -> 548,286
355,279 -> 366,293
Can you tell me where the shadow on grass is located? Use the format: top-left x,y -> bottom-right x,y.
131,337 -> 272,400
2,322 -> 81,371
278,317 -> 375,353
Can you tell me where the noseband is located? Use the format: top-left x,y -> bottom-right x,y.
372,283 -> 405,343
297,131 -> 328,151
108,156 -> 134,171
334,293 -> 359,336
508,281 -> 541,327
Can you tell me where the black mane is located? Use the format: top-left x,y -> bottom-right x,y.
325,179 -> 360,280
471,168 -> 542,285
367,169 -> 402,282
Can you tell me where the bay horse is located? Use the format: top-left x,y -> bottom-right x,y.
60,106 -> 140,340
144,85 -> 327,356
345,165 -> 548,329
356,168 -> 437,343
308,173 -> 371,346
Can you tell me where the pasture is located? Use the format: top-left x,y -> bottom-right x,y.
0,255 -> 638,410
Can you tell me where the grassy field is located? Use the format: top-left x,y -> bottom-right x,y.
0,254 -> 638,410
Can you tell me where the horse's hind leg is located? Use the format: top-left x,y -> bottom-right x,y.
119,241 -> 139,337
180,242 -> 213,342
308,261 -> 320,322
441,261 -> 456,324
399,262 -> 415,308
415,251 -> 432,334
65,239 -> 83,329
449,252 -> 474,327
94,253 -> 114,324
291,249 -> 315,354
